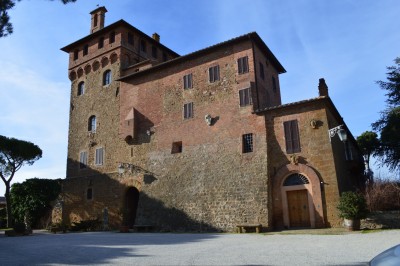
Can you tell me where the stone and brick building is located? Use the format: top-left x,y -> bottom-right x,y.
58,7 -> 365,231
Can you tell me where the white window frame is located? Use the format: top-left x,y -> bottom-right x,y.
95,147 -> 104,166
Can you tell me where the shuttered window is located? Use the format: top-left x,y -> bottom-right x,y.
183,102 -> 193,119
183,73 -> 193,89
239,88 -> 252,107
284,120 -> 301,154
238,56 -> 249,74
95,147 -> 104,165
79,151 -> 88,169
209,65 -> 220,83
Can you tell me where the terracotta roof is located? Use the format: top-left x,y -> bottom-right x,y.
254,96 -> 328,113
60,19 -> 179,57
118,32 -> 286,81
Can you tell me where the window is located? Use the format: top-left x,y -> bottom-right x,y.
284,120 -> 301,154
94,14 -> 98,27
183,73 -> 193,90
88,115 -> 96,132
163,52 -> 167,62
171,141 -> 183,154
103,70 -> 111,86
272,76 -> 277,93
140,40 -> 146,53
183,102 -> 193,119
79,151 -> 88,169
209,65 -> 220,83
83,44 -> 88,56
128,33 -> 134,45
152,46 -> 158,58
242,133 -> 253,153
98,37 -> 104,49
237,56 -> 249,74
78,81 -> 85,96
259,62 -> 265,80
239,88 -> 252,107
87,188 -> 93,200
283,174 -> 309,186
73,50 -> 79,60
95,147 -> 104,165
109,31 -> 115,44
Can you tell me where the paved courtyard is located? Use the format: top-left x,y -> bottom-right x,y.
0,229 -> 399,265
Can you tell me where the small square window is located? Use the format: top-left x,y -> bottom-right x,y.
259,62 -> 265,80
242,133 -> 253,153
152,46 -> 158,58
140,40 -> 147,53
239,88 -> 252,107
83,44 -> 88,56
109,31 -> 115,44
238,56 -> 249,74
128,33 -> 134,45
73,50 -> 79,60
95,147 -> 104,165
183,102 -> 193,119
183,73 -> 193,90
79,151 -> 87,169
171,141 -> 182,154
209,65 -> 220,83
98,37 -> 104,49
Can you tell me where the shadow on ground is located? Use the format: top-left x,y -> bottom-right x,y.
0,231 -> 219,265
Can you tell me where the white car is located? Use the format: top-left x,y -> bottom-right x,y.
370,244 -> 400,265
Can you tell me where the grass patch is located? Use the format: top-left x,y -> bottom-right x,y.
361,228 -> 384,234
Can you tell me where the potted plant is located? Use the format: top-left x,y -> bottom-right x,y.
337,191 -> 368,231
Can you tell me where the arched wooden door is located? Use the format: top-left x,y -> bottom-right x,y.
287,189 -> 311,227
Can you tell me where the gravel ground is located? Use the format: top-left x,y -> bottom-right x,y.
0,230 -> 399,265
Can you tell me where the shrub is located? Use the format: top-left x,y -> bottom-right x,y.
364,178 -> 400,211
337,191 -> 369,220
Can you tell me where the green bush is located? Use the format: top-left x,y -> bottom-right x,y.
337,191 -> 369,219
0,208 -> 6,228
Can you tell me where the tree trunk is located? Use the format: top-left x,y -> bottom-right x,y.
5,182 -> 13,228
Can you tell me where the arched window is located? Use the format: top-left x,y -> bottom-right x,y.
78,81 -> 85,96
88,115 -> 96,132
103,70 -> 111,86
283,173 -> 309,186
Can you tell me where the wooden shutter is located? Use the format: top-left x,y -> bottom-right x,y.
284,120 -> 300,154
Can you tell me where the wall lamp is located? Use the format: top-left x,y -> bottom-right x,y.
328,125 -> 347,142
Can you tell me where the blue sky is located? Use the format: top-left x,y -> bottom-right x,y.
0,0 -> 399,195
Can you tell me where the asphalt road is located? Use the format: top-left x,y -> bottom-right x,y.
1,230 -> 399,265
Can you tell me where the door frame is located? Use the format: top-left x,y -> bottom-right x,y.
283,185 -> 314,228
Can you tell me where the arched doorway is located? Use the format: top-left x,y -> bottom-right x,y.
283,174 -> 311,228
272,163 -> 325,229
123,187 -> 140,228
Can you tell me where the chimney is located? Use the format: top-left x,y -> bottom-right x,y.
90,6 -> 107,34
152,33 -> 160,42
318,78 -> 329,97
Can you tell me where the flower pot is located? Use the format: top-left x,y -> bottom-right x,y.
344,218 -> 360,231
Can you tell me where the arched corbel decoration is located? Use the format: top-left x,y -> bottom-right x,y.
77,67 -> 84,78
84,64 -> 92,75
69,71 -> 77,81
110,52 -> 118,64
92,60 -> 100,72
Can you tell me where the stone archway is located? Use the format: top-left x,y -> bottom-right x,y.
272,163 -> 325,229
123,187 -> 140,228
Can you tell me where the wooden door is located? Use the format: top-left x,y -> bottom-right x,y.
287,189 -> 311,227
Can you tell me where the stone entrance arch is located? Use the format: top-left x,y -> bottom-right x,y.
123,186 -> 140,228
272,163 -> 325,229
